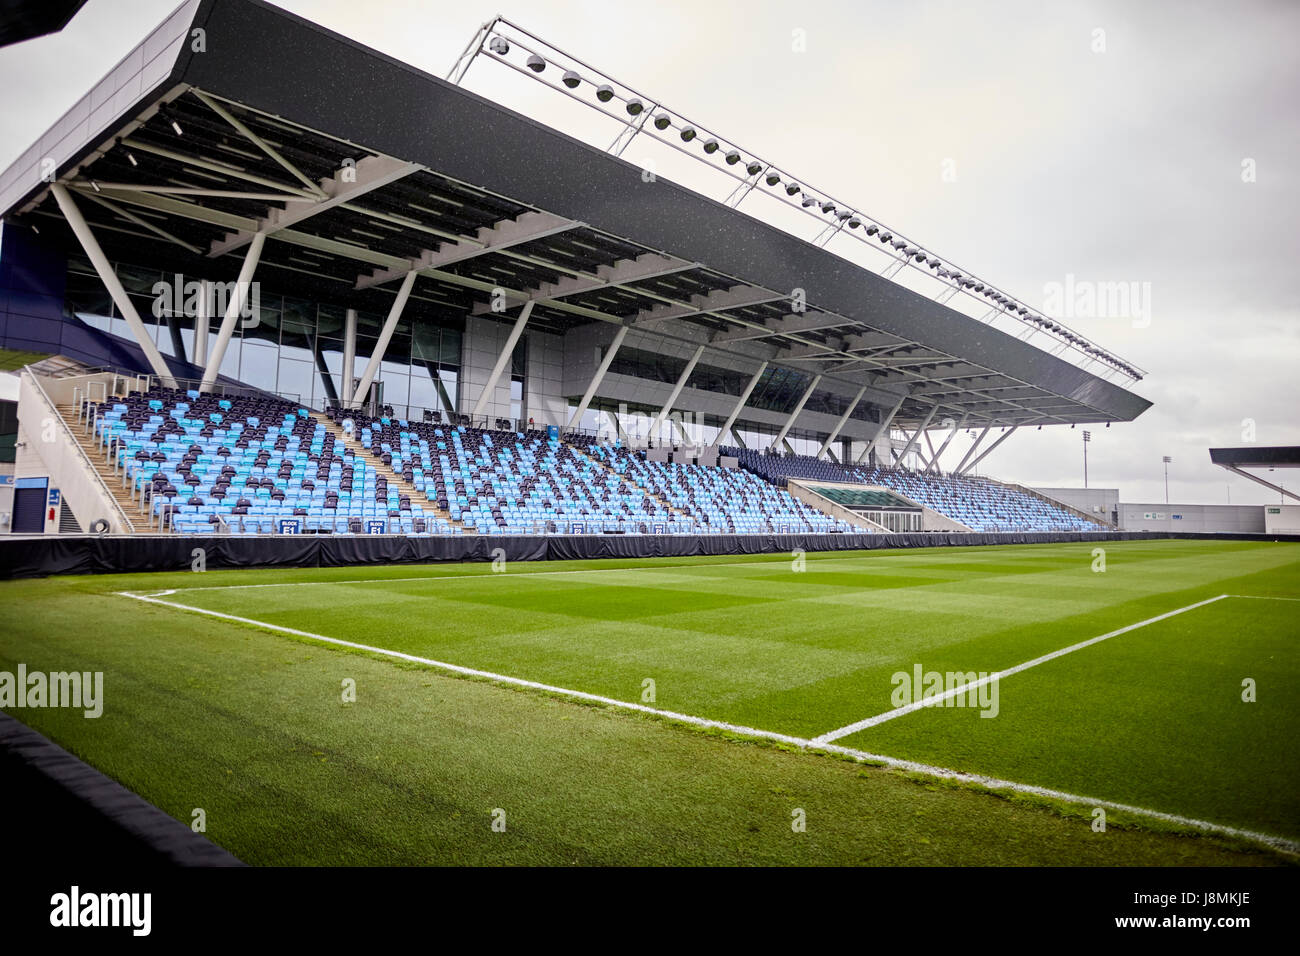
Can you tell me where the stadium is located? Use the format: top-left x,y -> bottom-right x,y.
0,0 -> 1296,901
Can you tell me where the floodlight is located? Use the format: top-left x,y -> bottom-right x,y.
596,84 -> 615,102
526,54 -> 546,73
562,70 -> 582,88
653,112 -> 671,130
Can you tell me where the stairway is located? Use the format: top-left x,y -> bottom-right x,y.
309,412 -> 474,533
58,403 -> 153,531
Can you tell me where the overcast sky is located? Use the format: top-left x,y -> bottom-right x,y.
1,0 -> 1296,504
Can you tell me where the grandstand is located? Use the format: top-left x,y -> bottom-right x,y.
2,0 -> 1299,891
0,0 -> 1151,553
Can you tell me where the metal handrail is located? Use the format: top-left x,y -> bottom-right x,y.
22,368 -> 136,534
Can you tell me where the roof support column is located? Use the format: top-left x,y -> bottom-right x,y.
817,383 -> 868,458
201,231 -> 265,391
856,393 -> 905,465
895,403 -> 939,469
925,412 -> 968,473
772,374 -> 823,450
954,425 -> 992,475
960,426 -> 1019,476
352,270 -> 418,408
567,324 -> 628,429
50,183 -> 177,388
648,344 -> 705,443
711,360 -> 767,448
1218,463 -> 1300,503
191,279 -> 211,367
340,307 -> 357,409
470,298 -> 534,420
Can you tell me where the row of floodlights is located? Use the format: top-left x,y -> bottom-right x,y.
487,36 -> 1139,380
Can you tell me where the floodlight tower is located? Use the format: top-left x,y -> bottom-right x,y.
1082,430 -> 1091,488
1162,455 -> 1173,504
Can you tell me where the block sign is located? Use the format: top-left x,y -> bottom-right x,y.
278,519 -> 302,534
366,520 -> 386,534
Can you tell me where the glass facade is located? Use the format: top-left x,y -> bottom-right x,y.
67,258 -> 463,420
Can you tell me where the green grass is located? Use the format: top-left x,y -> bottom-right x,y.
0,539 -> 1296,865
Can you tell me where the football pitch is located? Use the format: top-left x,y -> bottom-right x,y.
1,538 -> 1296,865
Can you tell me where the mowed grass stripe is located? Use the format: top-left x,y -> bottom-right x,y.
843,595 -> 1300,840
169,541 -> 1299,742
0,574 -> 1286,864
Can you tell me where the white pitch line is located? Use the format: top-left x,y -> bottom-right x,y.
116,589 -> 1297,855
812,594 -> 1232,744
1228,594 -> 1300,602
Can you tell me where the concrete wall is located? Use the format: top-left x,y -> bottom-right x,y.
459,315 -> 516,422
15,371 -> 134,533
1264,504 -> 1300,534
523,328 -> 567,429
1117,502 -> 1265,533
1034,486 -> 1119,522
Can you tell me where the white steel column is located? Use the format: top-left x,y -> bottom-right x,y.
895,403 -> 938,469
772,374 -> 823,449
51,183 -> 178,388
470,299 -> 535,419
711,360 -> 767,448
567,324 -> 628,429
954,425 -> 992,475
352,271 -> 418,408
201,231 -> 265,390
192,279 -> 211,368
925,412 -> 967,473
817,383 -> 868,458
341,307 -> 357,408
960,425 -> 1019,476
856,393 -> 906,464
648,344 -> 705,442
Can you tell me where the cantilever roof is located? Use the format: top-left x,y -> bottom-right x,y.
0,0 -> 1153,429
1209,447 -> 1300,468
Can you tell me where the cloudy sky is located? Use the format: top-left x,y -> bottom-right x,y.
2,0 -> 1296,504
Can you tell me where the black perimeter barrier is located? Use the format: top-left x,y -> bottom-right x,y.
2,530 -> 1297,579
0,711 -> 243,867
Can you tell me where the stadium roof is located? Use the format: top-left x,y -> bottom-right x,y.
1208,447 -> 1300,468
0,0 -> 88,49
1210,446 -> 1300,504
0,0 -> 1153,430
